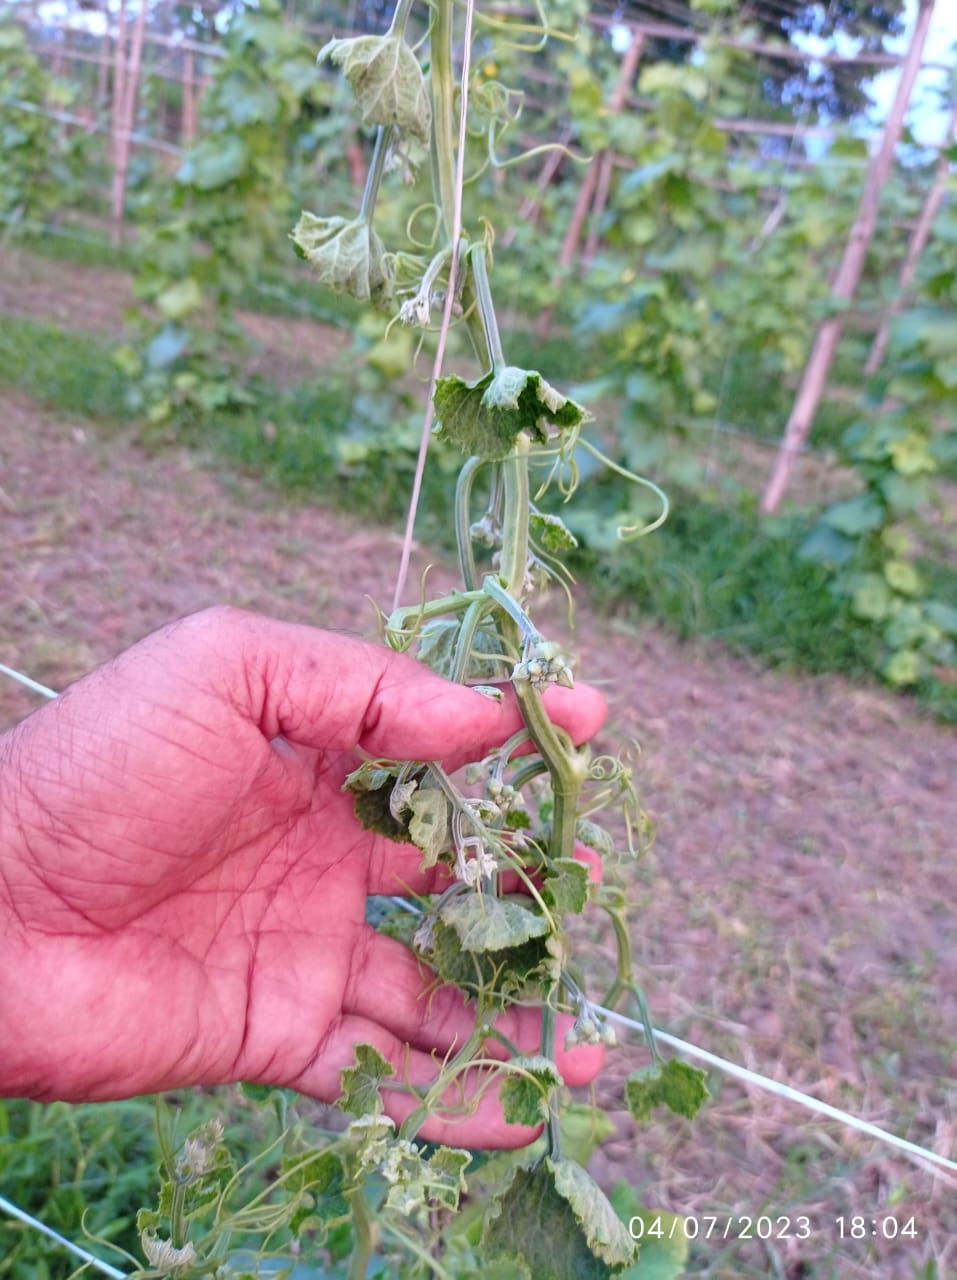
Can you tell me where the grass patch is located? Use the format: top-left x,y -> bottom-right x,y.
0,315 -> 132,424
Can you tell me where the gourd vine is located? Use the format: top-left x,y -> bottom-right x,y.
132,1 -> 707,1277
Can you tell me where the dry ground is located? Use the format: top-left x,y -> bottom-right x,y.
1,247 -> 955,1278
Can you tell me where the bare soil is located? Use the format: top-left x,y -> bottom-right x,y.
1,248 -> 955,1278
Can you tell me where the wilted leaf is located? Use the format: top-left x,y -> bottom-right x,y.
156,277 -> 203,321
291,212 -> 393,306
851,573 -> 892,622
408,789 -> 449,867
320,34 -> 431,144
434,367 -> 586,460
484,1158 -> 637,1276
883,560 -> 922,597
439,893 -> 551,952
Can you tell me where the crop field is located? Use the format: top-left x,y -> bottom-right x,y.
2,1 -> 956,1276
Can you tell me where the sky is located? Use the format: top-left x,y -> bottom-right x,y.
798,1 -> 957,147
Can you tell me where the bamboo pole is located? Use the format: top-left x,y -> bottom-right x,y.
759,0 -> 937,515
110,0 -> 148,247
865,99 -> 957,376
182,47 -> 197,142
535,29 -> 644,341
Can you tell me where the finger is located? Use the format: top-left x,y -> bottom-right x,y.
199,608 -> 606,764
284,1014 -> 543,1149
343,931 -> 604,1090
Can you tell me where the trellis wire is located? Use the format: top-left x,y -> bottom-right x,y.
0,1193 -> 127,1279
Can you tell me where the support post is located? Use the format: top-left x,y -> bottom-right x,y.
759,0 -> 937,514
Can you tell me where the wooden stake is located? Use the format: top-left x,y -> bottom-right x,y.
760,0 -> 937,514
865,99 -> 957,376
111,0 -> 148,247
182,47 -> 197,143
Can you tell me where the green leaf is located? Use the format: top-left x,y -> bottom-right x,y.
339,1043 -> 394,1116
434,367 -> 586,460
530,511 -> 578,554
439,893 -> 551,952
639,63 -> 707,101
880,472 -> 931,514
484,1158 -> 637,1277
217,71 -> 281,126
156,277 -> 203,321
883,560 -> 923,597
408,789 -> 449,867
177,135 -> 248,190
925,600 -> 957,637
543,859 -> 590,915
625,1059 -> 709,1122
319,35 -> 431,144
823,493 -> 885,536
291,212 -> 393,306
560,1104 -> 615,1168
851,573 -> 892,622
883,649 -> 922,687
500,1057 -> 564,1127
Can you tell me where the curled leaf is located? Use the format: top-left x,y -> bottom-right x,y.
434,367 -> 586,460
320,34 -> 431,144
439,893 -> 550,952
291,211 -> 393,306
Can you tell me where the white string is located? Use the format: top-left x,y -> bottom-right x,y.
0,1194 -> 128,1279
0,663 -> 58,699
391,0 -> 477,612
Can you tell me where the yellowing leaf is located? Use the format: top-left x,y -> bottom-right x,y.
408,789 -> 449,867
883,559 -> 923,597
156,277 -> 203,321
320,34 -> 431,144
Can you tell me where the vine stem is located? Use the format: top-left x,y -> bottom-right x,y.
392,0 -> 477,612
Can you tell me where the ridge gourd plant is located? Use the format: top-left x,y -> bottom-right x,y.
132,3 -> 707,1277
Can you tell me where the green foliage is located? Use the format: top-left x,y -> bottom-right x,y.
126,1 -> 338,425
0,19 -> 82,235
624,1060 -> 710,1123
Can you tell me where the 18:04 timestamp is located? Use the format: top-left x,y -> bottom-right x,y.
836,1216 -> 919,1239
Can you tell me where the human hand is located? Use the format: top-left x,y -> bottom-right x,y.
0,607 -> 607,1145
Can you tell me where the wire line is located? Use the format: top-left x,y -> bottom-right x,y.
0,1195 -> 128,1280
